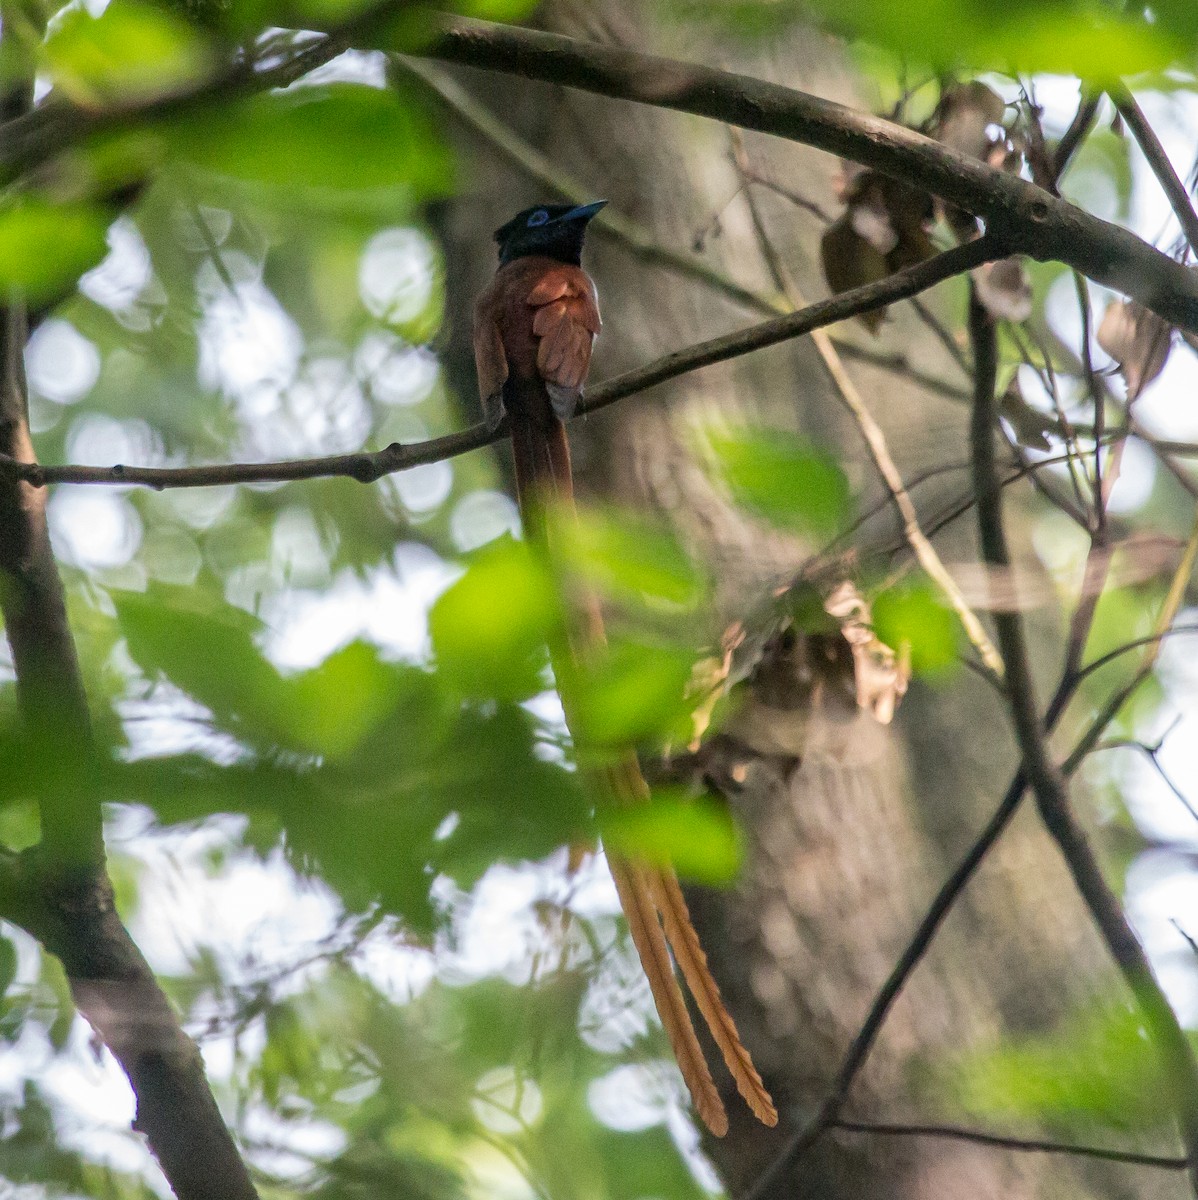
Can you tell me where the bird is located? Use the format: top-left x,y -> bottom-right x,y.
473,201 -> 777,1138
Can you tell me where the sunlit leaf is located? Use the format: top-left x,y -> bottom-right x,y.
601,789 -> 742,885
709,428 -> 851,537
555,506 -> 705,610
0,200 -> 109,304
43,1 -> 216,105
430,536 -> 562,700
802,0 -> 1180,78
570,639 -> 697,748
287,640 -> 409,758
872,579 -> 959,675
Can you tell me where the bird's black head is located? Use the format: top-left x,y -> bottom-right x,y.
493,200 -> 607,266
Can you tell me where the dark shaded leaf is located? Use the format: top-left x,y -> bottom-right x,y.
43,1 -> 216,105
0,200 -> 109,304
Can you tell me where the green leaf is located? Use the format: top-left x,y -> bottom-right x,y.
601,789 -> 743,885
0,200 -> 109,304
555,507 -> 705,610
953,1000 -> 1174,1129
430,536 -> 562,700
569,639 -> 697,748
114,585 -> 288,741
872,579 -> 959,675
287,641 -> 409,758
709,428 -> 850,538
0,937 -> 16,999
168,83 -> 454,202
807,0 -> 1180,78
43,1 -> 216,105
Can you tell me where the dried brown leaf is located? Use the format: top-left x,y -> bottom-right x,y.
824,581 -> 908,723
936,81 -> 1006,160
972,257 -> 1033,321
1097,299 -> 1173,399
820,211 -> 891,331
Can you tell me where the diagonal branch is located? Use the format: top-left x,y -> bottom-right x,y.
729,128 -> 1002,678
0,236 -> 999,492
1109,85 -> 1198,255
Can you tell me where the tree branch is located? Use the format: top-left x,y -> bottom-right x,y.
729,127 -> 1002,677
419,18 -> 1198,333
0,236 -> 999,491
1109,85 -> 1198,255
0,31 -> 259,1198
969,287 -> 1198,1193
397,57 -> 785,317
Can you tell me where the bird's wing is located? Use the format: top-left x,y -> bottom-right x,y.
472,292 -> 509,432
528,270 -> 601,419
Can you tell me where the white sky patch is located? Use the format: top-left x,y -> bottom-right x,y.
359,228 -> 437,325
198,276 -> 302,401
271,506 -> 337,588
26,319 -> 101,404
387,460 -> 455,515
1126,852 -> 1198,1025
79,217 -> 152,313
472,1066 -> 544,1134
355,333 -> 440,406
48,490 -> 142,569
117,820 -> 343,985
588,1063 -> 671,1131
262,541 -> 455,669
450,490 -> 522,552
1103,434 -> 1157,514
66,412 -> 162,467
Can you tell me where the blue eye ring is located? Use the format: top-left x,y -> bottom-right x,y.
527,209 -> 550,227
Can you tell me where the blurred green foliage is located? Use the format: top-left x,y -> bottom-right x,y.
0,0 -> 1192,1195
670,0 -> 1197,78
708,428 -> 851,539
951,1000 -> 1175,1130
872,577 -> 959,676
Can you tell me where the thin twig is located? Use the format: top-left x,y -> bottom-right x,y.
831,1118 -> 1186,1170
729,127 -> 1004,680
909,296 -> 972,377
1051,92 -> 1102,189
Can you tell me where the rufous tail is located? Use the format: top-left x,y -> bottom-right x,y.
506,376 -> 776,1136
